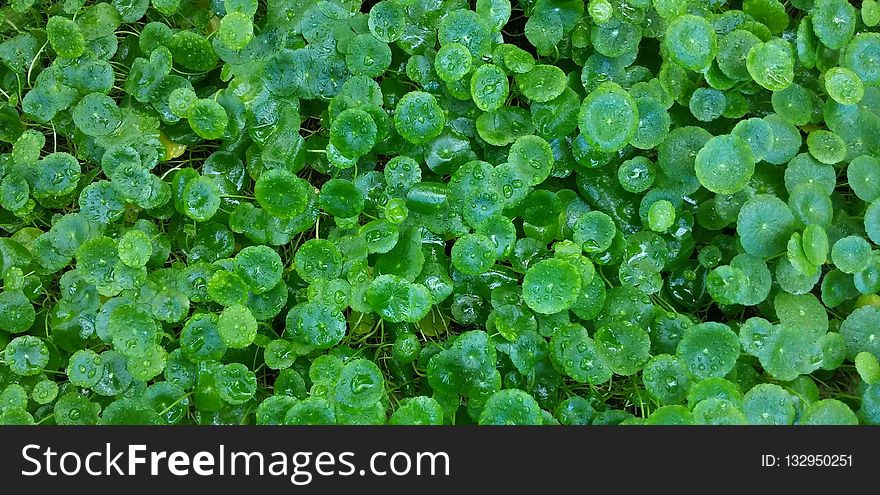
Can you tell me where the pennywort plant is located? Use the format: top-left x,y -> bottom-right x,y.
0,0 -> 878,426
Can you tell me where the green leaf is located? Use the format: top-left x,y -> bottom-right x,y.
254,169 -> 309,219
478,389 -> 542,425
737,194 -> 797,258
366,275 -> 432,323
746,38 -> 795,91
285,301 -> 347,349
218,304 -> 257,349
47,16 -> 86,59
578,82 -> 638,153
522,259 -> 582,314
4,336 -> 49,376
470,64 -> 509,112
664,15 -> 717,71
187,99 -> 228,140
393,91 -> 445,145
676,322 -> 740,380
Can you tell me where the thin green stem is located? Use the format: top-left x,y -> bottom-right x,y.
158,392 -> 194,417
27,41 -> 48,88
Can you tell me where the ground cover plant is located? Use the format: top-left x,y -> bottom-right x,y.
1,0 -> 880,426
